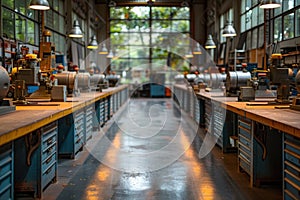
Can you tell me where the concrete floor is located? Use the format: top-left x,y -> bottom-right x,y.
43,98 -> 282,200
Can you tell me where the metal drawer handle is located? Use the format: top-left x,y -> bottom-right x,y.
46,147 -> 53,154
47,138 -> 53,145
46,156 -> 52,164
45,167 -> 52,175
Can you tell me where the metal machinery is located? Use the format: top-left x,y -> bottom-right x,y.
55,71 -> 79,97
11,30 -> 58,103
106,74 -> 120,87
269,53 -> 290,103
290,70 -> 300,110
39,30 -> 56,72
239,69 -> 276,101
77,72 -> 91,92
225,70 -> 251,97
0,66 -> 15,115
207,69 -> 227,93
174,74 -> 185,84
194,73 -> 210,89
89,74 -> 108,91
186,74 -> 197,84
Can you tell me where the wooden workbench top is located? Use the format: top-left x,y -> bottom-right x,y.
0,85 -> 128,146
174,84 -> 300,137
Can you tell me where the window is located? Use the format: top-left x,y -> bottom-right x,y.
45,0 -> 66,52
296,9 -> 300,37
241,0 -> 299,45
109,6 -> 191,76
274,17 -> 282,41
283,13 -> 294,39
252,28 -> 258,49
1,0 -> 65,52
283,0 -> 294,12
3,8 -> 15,39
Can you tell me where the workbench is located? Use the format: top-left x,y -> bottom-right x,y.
173,84 -> 300,200
0,85 -> 128,199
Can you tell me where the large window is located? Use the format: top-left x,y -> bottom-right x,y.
296,9 -> 300,37
109,6 -> 190,79
241,0 -> 300,49
2,0 -> 38,44
2,0 -> 65,52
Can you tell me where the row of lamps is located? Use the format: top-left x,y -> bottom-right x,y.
195,0 -> 281,59
29,0 -> 280,60
29,0 -> 110,56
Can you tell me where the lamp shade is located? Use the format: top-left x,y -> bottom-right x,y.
222,21 -> 237,37
29,0 -> 50,10
99,44 -> 108,55
68,20 -> 83,38
87,35 -> 98,49
107,49 -> 115,58
193,43 -> 202,54
205,35 -> 216,49
185,48 -> 194,58
259,0 -> 281,9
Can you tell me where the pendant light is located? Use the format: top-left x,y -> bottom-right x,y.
107,49 -> 115,58
68,20 -> 83,38
87,35 -> 98,49
193,43 -> 202,55
222,21 -> 236,37
29,0 -> 50,10
259,0 -> 281,9
205,34 -> 216,49
99,44 -> 108,55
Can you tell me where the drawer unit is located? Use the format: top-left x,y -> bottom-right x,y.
104,97 -> 109,122
15,121 -> 58,199
0,142 -> 13,200
121,87 -> 128,105
58,110 -> 85,158
113,93 -> 117,113
183,88 -> 189,113
199,98 -> 205,127
99,99 -> 106,126
204,99 -> 212,134
213,104 -> 224,148
188,88 -> 194,118
194,98 -> 200,124
284,134 -> 300,200
117,91 -> 121,109
74,110 -> 85,154
110,95 -> 113,117
238,116 -> 252,176
85,105 -> 94,142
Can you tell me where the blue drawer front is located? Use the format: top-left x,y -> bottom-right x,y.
238,116 -> 251,131
239,159 -> 251,175
42,162 -> 56,190
284,176 -> 300,200
284,134 -> 300,200
285,150 -> 300,167
0,143 -> 13,200
0,156 -> 12,179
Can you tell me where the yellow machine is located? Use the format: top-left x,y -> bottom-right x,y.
39,29 -> 56,72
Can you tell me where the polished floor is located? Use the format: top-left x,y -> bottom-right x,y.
44,98 -> 282,200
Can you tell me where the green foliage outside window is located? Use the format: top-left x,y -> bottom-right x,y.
109,6 -> 191,81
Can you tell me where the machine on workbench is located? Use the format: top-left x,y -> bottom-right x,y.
269,53 -> 291,104
290,70 -> 300,110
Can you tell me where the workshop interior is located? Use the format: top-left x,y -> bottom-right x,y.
0,0 -> 300,199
